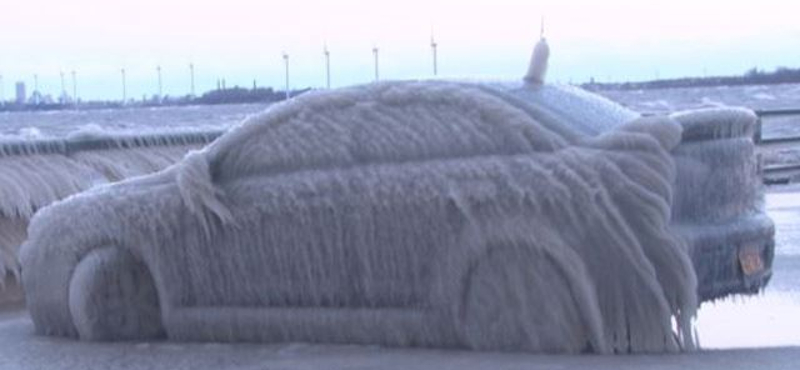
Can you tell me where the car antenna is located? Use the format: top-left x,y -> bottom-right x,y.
524,16 -> 550,84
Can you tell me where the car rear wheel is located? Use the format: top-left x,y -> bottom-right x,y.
460,240 -> 604,352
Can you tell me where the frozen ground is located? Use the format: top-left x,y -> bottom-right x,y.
694,188 -> 800,348
0,188 -> 799,369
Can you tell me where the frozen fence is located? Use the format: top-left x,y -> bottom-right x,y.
1,129 -> 224,283
0,130 -> 224,157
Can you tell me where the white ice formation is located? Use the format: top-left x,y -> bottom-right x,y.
21,81 -> 706,353
0,131 -> 220,284
524,37 -> 550,84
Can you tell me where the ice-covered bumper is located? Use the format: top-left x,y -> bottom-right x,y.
670,108 -> 774,302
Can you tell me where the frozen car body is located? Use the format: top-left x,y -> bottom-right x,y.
20,80 -> 772,353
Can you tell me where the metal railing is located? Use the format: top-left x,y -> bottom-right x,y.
756,109 -> 800,184
0,110 -> 798,182
0,130 -> 225,157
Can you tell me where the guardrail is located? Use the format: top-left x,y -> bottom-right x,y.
755,109 -> 800,184
0,111 -> 798,183
0,129 -> 226,157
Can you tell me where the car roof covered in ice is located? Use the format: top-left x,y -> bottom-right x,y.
203,80 -> 639,182
485,81 -> 640,136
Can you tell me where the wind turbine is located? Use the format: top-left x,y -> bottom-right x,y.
121,68 -> 127,103
71,70 -> 78,107
324,43 -> 331,89
33,74 -> 39,105
430,30 -> 438,77
372,45 -> 380,81
541,15 -> 545,39
156,65 -> 163,103
189,63 -> 195,97
283,52 -> 290,99
60,71 -> 66,102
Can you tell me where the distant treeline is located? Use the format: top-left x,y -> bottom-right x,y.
584,66 -> 800,91
195,86 -> 310,105
0,87 -> 312,112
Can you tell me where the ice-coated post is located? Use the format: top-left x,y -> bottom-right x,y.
524,17 -> 549,85
523,41 -> 549,84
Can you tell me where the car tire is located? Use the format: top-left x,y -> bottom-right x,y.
68,246 -> 164,341
460,239 -> 603,353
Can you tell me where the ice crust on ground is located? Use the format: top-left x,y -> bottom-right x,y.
23,81 -> 698,353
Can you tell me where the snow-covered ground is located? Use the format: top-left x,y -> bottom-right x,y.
0,188 -> 798,369
694,189 -> 800,348
0,312 -> 797,370
0,308 -> 797,370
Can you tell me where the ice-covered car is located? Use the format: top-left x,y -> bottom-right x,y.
20,76 -> 773,353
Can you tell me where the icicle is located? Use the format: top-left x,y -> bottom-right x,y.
176,150 -> 234,238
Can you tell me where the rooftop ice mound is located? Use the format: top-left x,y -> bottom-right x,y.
21,80 -> 702,353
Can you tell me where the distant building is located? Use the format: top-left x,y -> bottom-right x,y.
15,82 -> 26,105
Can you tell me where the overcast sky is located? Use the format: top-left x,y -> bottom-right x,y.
1,0 -> 799,100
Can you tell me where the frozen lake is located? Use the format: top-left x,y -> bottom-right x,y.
2,83 -> 799,140
0,188 -> 798,369
0,103 -> 269,139
595,83 -> 800,114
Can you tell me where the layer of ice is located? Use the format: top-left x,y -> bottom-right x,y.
22,81 -> 698,353
0,131 -> 217,282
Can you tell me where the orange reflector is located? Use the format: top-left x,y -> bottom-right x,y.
739,246 -> 764,276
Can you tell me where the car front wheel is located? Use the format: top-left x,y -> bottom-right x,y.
68,246 -> 164,341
